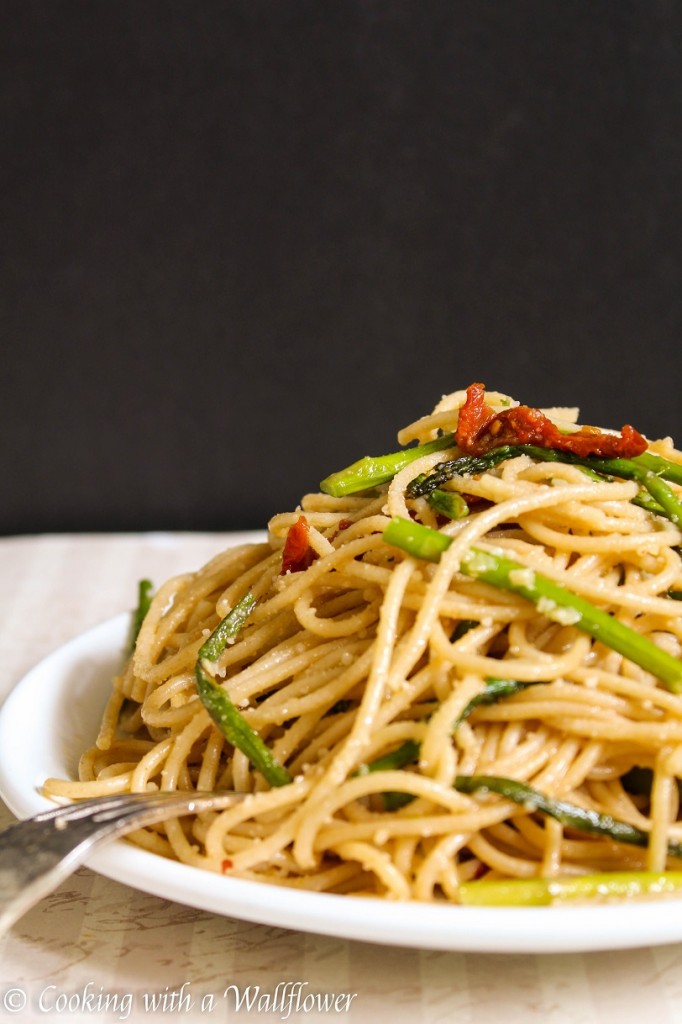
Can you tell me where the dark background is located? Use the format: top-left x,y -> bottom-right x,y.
2,0 -> 681,535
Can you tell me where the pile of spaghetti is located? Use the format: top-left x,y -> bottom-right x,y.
46,384 -> 682,905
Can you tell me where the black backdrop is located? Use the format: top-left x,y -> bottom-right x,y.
2,1 -> 681,534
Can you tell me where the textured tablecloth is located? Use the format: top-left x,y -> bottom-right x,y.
2,532 -> 682,1024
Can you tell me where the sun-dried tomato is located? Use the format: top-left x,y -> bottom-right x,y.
455,382 -> 496,451
281,515 -> 317,574
456,383 -> 646,459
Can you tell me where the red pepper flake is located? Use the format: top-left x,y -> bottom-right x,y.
221,858 -> 233,873
456,383 -> 646,459
281,515 -> 318,575
330,517 -> 354,542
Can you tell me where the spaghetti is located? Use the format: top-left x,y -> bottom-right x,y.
45,384 -> 682,904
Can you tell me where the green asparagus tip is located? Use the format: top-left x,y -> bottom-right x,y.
199,592 -> 257,664
320,434 -> 455,497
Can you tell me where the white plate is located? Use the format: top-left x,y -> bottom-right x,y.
2,615 -> 682,954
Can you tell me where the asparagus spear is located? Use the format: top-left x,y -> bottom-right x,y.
631,491 -> 667,517
458,871 -> 682,906
383,516 -> 453,562
319,434 -> 455,497
636,451 -> 682,486
357,680 -> 535,809
199,592 -> 257,663
409,472 -> 470,520
426,488 -> 470,521
453,774 -> 682,858
450,619 -> 479,641
359,676 -> 535,783
360,679 -> 532,771
457,677 -> 533,720
356,739 -> 422,776
382,516 -> 682,693
319,426 -> 682,522
408,444 -> 682,528
408,447 -> 518,494
409,444 -> 682,494
195,593 -> 292,787
129,578 -> 154,651
355,739 -> 421,810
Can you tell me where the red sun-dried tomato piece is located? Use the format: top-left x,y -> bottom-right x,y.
455,382 -> 497,452
456,383 -> 646,459
281,515 -> 317,574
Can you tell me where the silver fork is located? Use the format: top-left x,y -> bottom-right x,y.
0,790 -> 243,933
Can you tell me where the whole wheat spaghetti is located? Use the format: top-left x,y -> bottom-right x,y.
45,384 -> 682,904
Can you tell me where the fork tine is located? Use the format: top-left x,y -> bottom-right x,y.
84,791 -> 243,826
32,790 -> 239,826
0,790 -> 243,933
